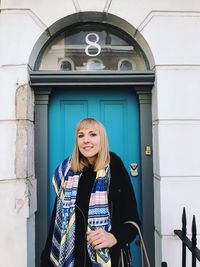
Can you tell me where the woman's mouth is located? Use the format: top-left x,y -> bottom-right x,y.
83,146 -> 93,150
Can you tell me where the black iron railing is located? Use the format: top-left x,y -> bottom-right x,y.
174,208 -> 200,267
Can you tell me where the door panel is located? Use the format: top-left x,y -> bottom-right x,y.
49,87 -> 141,265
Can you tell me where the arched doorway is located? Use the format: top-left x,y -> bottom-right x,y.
29,12 -> 155,266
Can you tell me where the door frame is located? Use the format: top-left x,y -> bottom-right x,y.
32,75 -> 155,266
29,10 -> 155,266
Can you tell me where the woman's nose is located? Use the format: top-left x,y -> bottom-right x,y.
83,135 -> 89,143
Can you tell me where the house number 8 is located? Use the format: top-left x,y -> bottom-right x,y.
85,33 -> 101,57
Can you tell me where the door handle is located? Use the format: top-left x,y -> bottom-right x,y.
130,163 -> 138,177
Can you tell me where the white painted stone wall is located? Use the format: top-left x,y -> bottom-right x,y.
0,7 -> 38,267
139,12 -> 200,266
1,1 -> 200,266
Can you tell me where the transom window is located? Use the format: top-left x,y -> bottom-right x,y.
37,23 -> 148,71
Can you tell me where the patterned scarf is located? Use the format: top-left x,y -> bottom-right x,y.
50,156 -> 112,267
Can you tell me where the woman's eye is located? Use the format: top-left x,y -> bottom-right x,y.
78,134 -> 84,138
90,133 -> 97,137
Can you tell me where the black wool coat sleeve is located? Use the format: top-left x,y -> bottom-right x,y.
109,152 -> 141,246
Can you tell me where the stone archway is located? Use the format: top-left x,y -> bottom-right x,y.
28,12 -> 155,266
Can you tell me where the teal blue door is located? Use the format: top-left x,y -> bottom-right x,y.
49,87 -> 141,266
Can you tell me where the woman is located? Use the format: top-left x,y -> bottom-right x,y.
41,118 -> 140,267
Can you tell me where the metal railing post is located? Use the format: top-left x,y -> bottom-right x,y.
192,216 -> 197,267
174,208 -> 200,267
182,207 -> 187,267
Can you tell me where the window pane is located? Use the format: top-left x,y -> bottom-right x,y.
37,24 -> 148,71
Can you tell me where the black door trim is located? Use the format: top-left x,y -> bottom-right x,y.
29,70 -> 155,87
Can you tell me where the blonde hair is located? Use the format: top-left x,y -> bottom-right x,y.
70,118 -> 110,172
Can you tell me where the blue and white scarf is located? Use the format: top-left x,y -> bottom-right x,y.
50,157 -> 112,267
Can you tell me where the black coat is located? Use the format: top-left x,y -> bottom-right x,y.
40,152 -> 140,266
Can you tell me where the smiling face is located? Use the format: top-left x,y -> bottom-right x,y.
77,128 -> 101,164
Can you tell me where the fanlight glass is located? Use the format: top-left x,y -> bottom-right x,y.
37,24 -> 148,71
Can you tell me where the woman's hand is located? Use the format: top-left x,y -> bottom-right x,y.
87,228 -> 117,250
